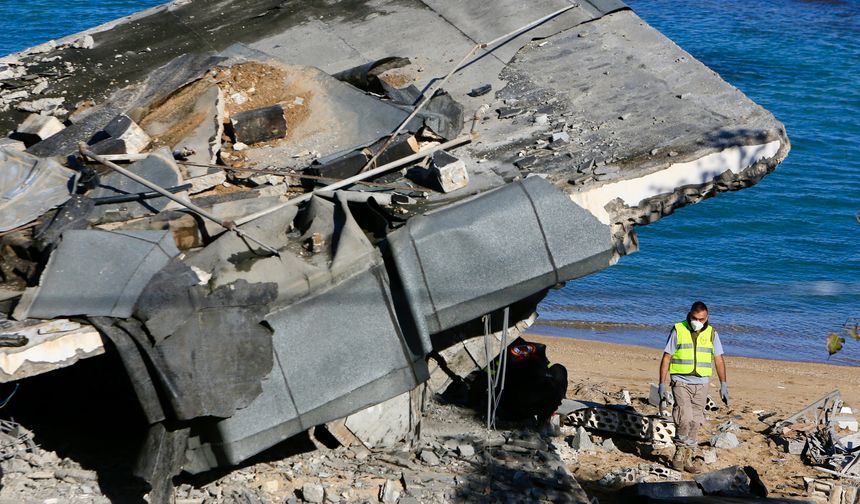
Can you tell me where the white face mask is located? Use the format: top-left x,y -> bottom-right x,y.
690,320 -> 705,331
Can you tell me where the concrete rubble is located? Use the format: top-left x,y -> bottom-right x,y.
0,0 -> 792,502
764,390 -> 860,485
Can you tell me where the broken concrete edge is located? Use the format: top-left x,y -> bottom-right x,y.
569,137 -> 788,262
0,319 -> 105,382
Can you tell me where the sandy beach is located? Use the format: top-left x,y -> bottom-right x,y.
531,334 -> 860,412
528,334 -> 860,501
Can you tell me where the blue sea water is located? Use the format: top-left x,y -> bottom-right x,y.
1,1 -> 857,364
0,1 -> 164,56
536,0 -> 860,365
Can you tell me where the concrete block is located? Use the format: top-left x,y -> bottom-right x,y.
365,134 -> 420,167
551,131 -> 570,145
15,114 -> 65,146
231,104 -> 287,144
601,437 -> 617,451
710,432 -> 739,449
306,150 -> 369,181
420,449 -> 440,466
73,35 -> 94,49
430,150 -> 468,193
380,479 -> 400,503
344,391 -> 412,450
92,113 -> 151,154
457,444 -> 475,458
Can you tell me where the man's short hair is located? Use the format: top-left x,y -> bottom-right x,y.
690,301 -> 708,313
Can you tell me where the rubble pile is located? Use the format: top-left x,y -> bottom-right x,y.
0,399 -> 591,504
554,381 -> 860,503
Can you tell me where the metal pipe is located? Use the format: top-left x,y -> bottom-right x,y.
483,314 -> 493,430
79,144 -> 281,256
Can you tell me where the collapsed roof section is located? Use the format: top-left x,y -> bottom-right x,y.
0,0 -> 788,490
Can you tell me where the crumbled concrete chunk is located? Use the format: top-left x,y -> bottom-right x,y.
15,114 -> 64,146
16,97 -> 65,114
420,449 -> 440,466
73,35 -> 95,50
569,427 -> 594,452
601,437 -> 617,451
702,448 -> 718,464
710,432 -> 739,449
90,113 -> 151,154
429,150 -> 469,193
379,479 -> 400,503
302,483 -> 324,503
457,444 -> 475,458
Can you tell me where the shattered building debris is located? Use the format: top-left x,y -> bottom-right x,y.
0,0 -> 790,501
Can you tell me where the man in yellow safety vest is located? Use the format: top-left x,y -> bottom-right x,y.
658,301 -> 728,472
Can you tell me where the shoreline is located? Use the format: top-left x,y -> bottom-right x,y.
530,320 -> 860,367
528,333 -> 860,412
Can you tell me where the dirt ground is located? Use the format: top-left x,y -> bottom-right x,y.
530,334 -> 860,502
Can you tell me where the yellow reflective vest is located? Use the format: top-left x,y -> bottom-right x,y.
668,321 -> 714,377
